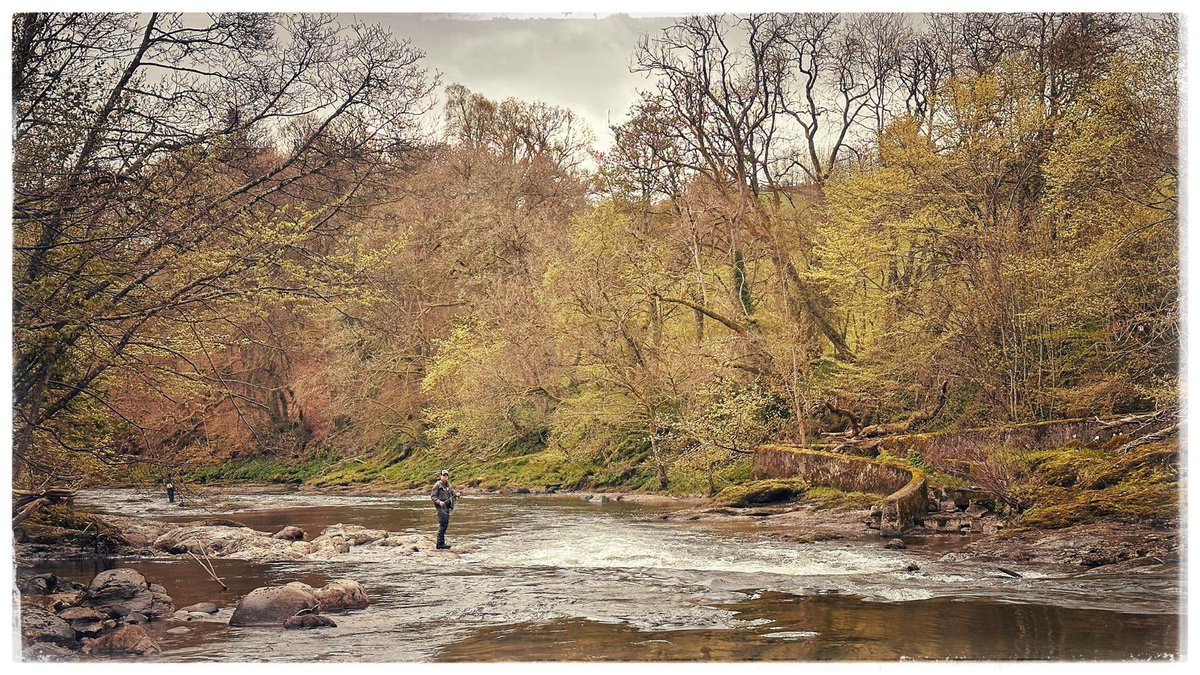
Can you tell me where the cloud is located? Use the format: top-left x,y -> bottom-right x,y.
365,14 -> 677,150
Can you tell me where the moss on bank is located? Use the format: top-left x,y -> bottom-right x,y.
172,431 -> 752,496
186,451 -> 342,484
712,480 -> 882,510
148,428 -> 1179,532
1012,440 -> 1178,529
714,479 -> 808,507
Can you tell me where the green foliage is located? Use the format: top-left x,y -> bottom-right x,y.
186,451 -> 342,484
15,14 -> 1178,515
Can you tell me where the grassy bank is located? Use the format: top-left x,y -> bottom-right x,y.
180,433 -> 752,497
169,429 -> 1178,529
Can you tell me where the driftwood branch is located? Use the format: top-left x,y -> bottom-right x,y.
13,497 -> 49,527
1116,422 -> 1179,456
187,539 -> 228,591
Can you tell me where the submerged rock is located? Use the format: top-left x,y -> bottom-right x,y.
180,602 -> 219,614
23,641 -> 77,661
884,538 -> 906,550
229,585 -> 319,627
284,614 -> 337,629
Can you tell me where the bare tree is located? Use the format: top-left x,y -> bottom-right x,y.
12,12 -> 435,482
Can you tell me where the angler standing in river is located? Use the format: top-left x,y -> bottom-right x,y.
431,469 -> 459,550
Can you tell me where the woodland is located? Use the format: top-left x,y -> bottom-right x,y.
12,13 -> 1180,514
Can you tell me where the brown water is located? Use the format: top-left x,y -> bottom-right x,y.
20,490 -> 1181,661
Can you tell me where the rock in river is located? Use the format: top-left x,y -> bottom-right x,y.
24,641 -> 77,661
153,525 -> 313,561
80,568 -> 174,619
180,601 -> 219,614
273,525 -> 307,541
284,614 -> 337,629
229,585 -> 319,626
290,580 -> 370,612
20,607 -> 78,648
56,607 -> 115,637
81,625 -> 161,655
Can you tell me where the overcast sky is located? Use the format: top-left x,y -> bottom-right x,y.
362,14 -> 679,150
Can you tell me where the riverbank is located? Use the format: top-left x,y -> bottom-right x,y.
16,481 -> 1180,579
17,487 -> 1181,661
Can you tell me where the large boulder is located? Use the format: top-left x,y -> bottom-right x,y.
229,585 -> 319,627
80,568 -> 174,619
287,580 -> 370,612
81,625 -> 161,655
20,607 -> 77,648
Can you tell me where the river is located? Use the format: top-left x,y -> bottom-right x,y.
19,489 -> 1181,661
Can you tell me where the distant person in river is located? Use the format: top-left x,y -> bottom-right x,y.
165,478 -> 176,504
431,469 -> 458,550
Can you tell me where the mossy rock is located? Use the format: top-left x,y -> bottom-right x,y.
1079,440 -> 1178,490
1014,439 -> 1179,529
713,479 -> 808,508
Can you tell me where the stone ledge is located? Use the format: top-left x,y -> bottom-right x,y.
752,444 -> 927,536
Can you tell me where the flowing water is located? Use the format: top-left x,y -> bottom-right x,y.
21,489 -> 1181,661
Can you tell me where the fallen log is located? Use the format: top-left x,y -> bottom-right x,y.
13,488 -> 76,510
13,497 -> 49,527
824,401 -> 863,437
855,381 -> 949,439
1116,422 -> 1179,456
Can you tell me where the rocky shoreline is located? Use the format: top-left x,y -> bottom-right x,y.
17,515 -> 423,660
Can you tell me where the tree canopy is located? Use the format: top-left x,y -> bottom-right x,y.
11,12 -> 1180,493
